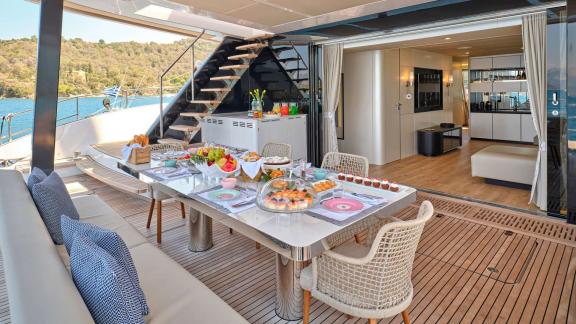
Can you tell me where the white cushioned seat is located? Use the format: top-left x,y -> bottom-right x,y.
73,195 -> 147,249
471,145 -> 538,185
0,170 -> 248,324
131,243 -> 247,324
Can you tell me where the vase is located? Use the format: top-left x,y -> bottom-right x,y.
252,100 -> 262,112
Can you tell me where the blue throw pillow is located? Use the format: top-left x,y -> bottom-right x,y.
61,215 -> 149,315
70,234 -> 144,324
27,167 -> 47,192
31,172 -> 79,244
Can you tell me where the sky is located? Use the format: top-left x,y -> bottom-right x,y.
0,0 -> 187,43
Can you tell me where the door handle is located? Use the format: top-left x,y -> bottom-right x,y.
552,92 -> 559,106
396,103 -> 402,111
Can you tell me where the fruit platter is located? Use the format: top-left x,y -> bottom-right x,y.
189,146 -> 240,177
256,178 -> 317,213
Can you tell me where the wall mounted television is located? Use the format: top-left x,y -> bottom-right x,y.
414,67 -> 443,113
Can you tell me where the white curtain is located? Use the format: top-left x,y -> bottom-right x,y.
451,68 -> 466,126
321,43 -> 343,155
522,13 -> 547,210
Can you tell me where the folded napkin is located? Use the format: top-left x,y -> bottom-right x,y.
121,144 -> 142,162
239,159 -> 264,179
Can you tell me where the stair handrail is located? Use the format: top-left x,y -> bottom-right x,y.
159,29 -> 206,138
288,41 -> 308,86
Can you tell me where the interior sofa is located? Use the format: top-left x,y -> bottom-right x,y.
471,145 -> 538,186
0,170 -> 248,324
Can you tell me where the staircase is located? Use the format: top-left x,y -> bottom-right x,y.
147,33 -> 310,146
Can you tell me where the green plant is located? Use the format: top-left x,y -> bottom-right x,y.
249,88 -> 266,103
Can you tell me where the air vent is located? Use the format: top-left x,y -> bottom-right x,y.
239,122 -> 246,127
233,121 -> 239,126
217,120 -> 223,125
247,123 -> 254,128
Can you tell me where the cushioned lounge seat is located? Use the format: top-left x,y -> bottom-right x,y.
0,170 -> 248,324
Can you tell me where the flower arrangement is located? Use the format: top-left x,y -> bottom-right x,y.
249,88 -> 266,105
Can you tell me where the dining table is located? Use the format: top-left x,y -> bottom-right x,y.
112,147 -> 417,321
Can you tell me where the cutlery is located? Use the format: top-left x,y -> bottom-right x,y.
351,192 -> 381,200
231,199 -> 256,208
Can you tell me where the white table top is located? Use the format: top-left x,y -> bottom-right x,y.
156,174 -> 416,249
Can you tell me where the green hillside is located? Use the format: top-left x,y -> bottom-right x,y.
0,37 -> 217,98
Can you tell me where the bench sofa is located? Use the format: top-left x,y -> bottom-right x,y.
0,170 -> 248,324
471,145 -> 538,186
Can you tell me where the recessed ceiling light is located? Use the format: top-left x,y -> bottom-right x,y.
457,46 -> 472,50
465,51 -> 470,55
444,37 -> 452,40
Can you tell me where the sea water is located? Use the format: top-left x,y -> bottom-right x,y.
0,95 -> 172,143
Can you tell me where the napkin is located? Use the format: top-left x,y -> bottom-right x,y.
121,143 -> 142,161
239,159 -> 264,179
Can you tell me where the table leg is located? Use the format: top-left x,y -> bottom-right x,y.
188,207 -> 213,252
275,254 -> 305,320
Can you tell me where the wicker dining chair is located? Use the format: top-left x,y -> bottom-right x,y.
321,152 -> 369,177
146,142 -> 187,243
300,200 -> 434,324
261,142 -> 292,159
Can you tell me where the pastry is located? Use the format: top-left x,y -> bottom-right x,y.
363,178 -> 372,186
337,173 -> 346,180
389,183 -> 399,192
381,179 -> 390,190
372,179 -> 381,188
346,175 -> 354,182
354,176 -> 363,184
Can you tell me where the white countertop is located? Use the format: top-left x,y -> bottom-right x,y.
206,112 -> 307,121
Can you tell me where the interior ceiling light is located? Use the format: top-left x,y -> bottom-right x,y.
457,46 -> 472,50
465,51 -> 470,55
444,37 -> 452,40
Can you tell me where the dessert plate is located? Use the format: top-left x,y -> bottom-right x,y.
208,189 -> 242,202
322,198 -> 364,213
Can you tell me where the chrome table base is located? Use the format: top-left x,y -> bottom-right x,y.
275,255 -> 306,320
188,208 -> 213,252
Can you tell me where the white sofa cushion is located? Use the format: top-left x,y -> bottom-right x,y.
131,243 -> 248,324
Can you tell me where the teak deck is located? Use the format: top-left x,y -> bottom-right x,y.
0,174 -> 574,323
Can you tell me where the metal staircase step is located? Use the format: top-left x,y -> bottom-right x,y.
236,43 -> 267,51
220,64 -> 249,71
285,68 -> 308,72
278,57 -> 300,63
210,75 -> 241,81
244,34 -> 276,41
157,138 -> 189,145
273,46 -> 292,53
201,88 -> 231,92
190,100 -> 222,105
169,125 -> 201,132
228,53 -> 258,60
292,78 -> 309,82
180,112 -> 209,118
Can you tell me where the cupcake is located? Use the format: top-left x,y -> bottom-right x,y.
354,176 -> 363,184
381,179 -> 390,190
346,174 -> 354,182
389,183 -> 399,192
338,173 -> 346,181
363,178 -> 372,186
372,179 -> 381,188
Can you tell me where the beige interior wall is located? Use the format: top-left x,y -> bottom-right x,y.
338,48 -> 454,164
338,51 -> 375,161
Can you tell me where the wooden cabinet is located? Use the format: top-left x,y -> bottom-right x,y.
493,113 -> 521,142
521,114 -> 537,143
469,57 -> 492,70
470,113 -> 493,139
492,54 -> 522,69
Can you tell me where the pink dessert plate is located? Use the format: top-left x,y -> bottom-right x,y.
322,198 -> 364,213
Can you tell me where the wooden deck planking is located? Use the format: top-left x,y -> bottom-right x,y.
0,174 -> 574,324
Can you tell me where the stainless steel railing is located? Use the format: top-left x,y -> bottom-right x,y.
159,29 -> 206,138
1,94 -> 101,145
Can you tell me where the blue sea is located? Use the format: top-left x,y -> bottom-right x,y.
0,95 -> 172,143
